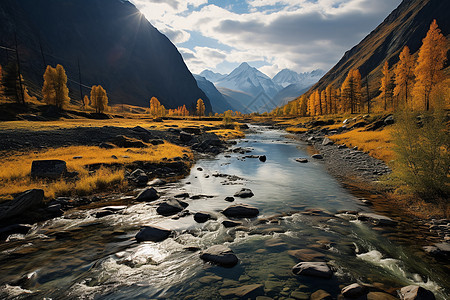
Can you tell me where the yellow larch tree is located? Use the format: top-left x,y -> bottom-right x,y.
299,95 -> 307,116
394,46 -> 415,108
149,96 -> 161,116
196,98 -> 205,117
341,69 -> 362,114
90,85 -> 108,113
413,20 -> 448,111
42,64 -> 70,109
380,61 -> 394,111
82,95 -> 90,110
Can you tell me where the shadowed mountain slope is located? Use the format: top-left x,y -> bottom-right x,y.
0,0 -> 212,112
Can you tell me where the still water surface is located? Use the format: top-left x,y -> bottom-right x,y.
0,126 -> 448,299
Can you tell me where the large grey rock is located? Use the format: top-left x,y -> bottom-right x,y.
31,160 -> 67,179
292,262 -> 333,279
222,204 -> 259,218
234,188 -> 254,198
135,188 -> 159,202
358,213 -> 398,226
156,199 -> 188,216
200,245 -> 239,267
342,283 -> 368,298
399,285 -> 435,300
0,189 -> 44,221
129,169 -> 148,187
135,225 -> 171,242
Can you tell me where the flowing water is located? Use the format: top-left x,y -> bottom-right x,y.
0,125 -> 448,299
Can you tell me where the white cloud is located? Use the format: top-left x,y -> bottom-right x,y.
131,0 -> 401,76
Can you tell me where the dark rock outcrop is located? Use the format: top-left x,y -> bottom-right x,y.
156,199 -> 188,216
135,188 -> 159,202
234,188 -> 254,198
31,160 -> 67,179
0,189 -> 44,221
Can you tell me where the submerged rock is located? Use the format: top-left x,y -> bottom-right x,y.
200,245 -> 239,267
399,285 -> 435,300
0,224 -> 33,241
310,289 -> 332,300
156,199 -> 188,216
234,188 -> 254,198
223,204 -> 259,218
292,262 -> 333,279
135,225 -> 171,242
135,188 -> 159,202
219,284 -> 264,298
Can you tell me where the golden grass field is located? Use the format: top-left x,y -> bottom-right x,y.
0,142 -> 192,200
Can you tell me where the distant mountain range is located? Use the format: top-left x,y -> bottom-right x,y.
0,0 -> 212,112
196,64 -> 324,113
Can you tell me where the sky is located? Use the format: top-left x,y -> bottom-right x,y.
130,0 -> 402,77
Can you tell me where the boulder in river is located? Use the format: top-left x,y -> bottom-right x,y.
234,188 -> 254,198
148,178 -> 166,186
295,158 -> 308,163
357,213 -> 398,226
156,199 -> 188,216
311,154 -> 323,159
292,262 -> 333,279
200,245 -> 239,267
222,220 -> 242,228
31,160 -> 67,179
399,285 -> 435,300
135,225 -> 171,242
224,196 -> 235,202
0,189 -> 44,221
194,211 -> 211,223
135,188 -> 159,202
259,155 -> 267,162
223,204 -> 259,218
341,283 -> 368,298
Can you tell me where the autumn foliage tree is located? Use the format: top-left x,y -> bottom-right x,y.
413,20 -> 447,111
380,61 -> 395,111
196,98 -> 205,117
82,95 -> 90,110
42,64 -> 70,109
394,46 -> 415,108
90,85 -> 108,113
341,69 -> 362,114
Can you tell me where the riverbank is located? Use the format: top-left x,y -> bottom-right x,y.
0,118 -> 245,232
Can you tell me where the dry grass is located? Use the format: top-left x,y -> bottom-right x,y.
0,117 -> 225,132
330,128 -> 394,163
285,127 -> 308,133
207,129 -> 245,140
0,142 -> 192,200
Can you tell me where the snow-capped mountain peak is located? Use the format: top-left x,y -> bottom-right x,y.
199,70 -> 226,83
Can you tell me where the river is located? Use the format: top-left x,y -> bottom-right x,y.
0,125 -> 448,299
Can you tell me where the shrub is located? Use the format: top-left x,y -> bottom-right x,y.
391,108 -> 449,201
